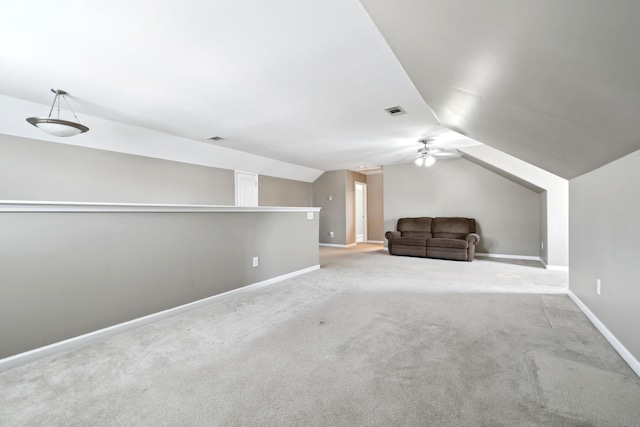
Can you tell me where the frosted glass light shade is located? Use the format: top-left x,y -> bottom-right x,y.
414,156 -> 425,166
26,117 -> 89,137
424,155 -> 436,167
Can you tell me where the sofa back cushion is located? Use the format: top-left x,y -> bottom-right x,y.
402,231 -> 431,238
397,217 -> 433,239
432,217 -> 475,239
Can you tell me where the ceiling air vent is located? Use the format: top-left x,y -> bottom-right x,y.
207,136 -> 225,141
384,105 -> 406,116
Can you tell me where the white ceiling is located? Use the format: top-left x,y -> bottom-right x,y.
0,0 -> 471,175
1,1 -> 639,179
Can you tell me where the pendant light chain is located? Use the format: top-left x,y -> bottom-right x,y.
46,92 -> 61,119
61,93 -> 84,124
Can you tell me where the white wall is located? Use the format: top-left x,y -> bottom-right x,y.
0,94 -> 323,183
384,159 -> 541,257
569,149 -> 640,368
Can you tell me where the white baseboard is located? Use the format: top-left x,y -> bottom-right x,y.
366,240 -> 384,244
319,243 -> 357,248
0,265 -> 320,372
476,253 -> 542,262
567,291 -> 640,378
538,257 -> 569,271
545,264 -> 569,272
475,253 -> 570,271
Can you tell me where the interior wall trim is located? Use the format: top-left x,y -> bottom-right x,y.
475,253 -> 542,262
0,264 -> 320,373
568,291 -> 640,378
537,257 -> 569,271
319,243 -> 357,248
478,252 -> 568,270
0,200 -> 321,213
543,264 -> 569,272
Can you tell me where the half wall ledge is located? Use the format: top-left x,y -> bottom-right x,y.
0,200 -> 321,213
0,201 -> 321,362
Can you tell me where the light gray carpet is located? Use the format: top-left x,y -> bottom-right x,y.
1,246 -> 640,426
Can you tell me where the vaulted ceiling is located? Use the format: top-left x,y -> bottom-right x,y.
360,0 -> 640,179
1,1 -> 639,180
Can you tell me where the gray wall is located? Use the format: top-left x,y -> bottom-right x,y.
0,134 -> 320,359
383,159 -> 541,257
312,170 -> 347,245
569,150 -> 640,363
312,170 -> 383,246
259,175 -> 313,207
366,173 -> 384,242
0,209 -> 319,358
0,134 -> 235,204
346,171 -> 367,245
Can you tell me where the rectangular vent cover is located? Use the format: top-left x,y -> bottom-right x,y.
384,105 -> 406,116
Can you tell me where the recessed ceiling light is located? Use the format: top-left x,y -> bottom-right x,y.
384,105 -> 406,116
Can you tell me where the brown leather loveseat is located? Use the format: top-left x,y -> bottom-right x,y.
385,217 -> 480,261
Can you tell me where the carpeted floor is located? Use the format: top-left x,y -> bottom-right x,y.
1,245 -> 639,426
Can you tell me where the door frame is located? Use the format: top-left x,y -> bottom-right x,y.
355,181 -> 367,243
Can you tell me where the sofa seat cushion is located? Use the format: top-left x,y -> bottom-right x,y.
427,238 -> 469,249
390,245 -> 427,257
427,247 -> 467,261
391,236 -> 429,247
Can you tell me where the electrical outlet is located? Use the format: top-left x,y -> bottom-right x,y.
307,212 -> 314,220
253,257 -> 259,267
329,231 -> 334,237
596,278 -> 601,295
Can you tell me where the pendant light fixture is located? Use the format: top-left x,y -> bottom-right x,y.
26,89 -> 89,137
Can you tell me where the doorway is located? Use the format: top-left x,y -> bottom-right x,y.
355,182 -> 367,243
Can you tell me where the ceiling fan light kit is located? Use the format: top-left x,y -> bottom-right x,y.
415,153 -> 436,167
412,138 -> 461,167
26,89 -> 89,137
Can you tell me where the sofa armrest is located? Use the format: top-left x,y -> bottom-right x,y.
466,233 -> 480,246
385,231 -> 401,240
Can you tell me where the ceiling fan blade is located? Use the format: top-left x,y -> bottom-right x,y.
394,154 -> 421,164
429,148 -> 462,159
420,129 -> 481,149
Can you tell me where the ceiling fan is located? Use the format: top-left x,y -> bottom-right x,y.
413,138 -> 462,167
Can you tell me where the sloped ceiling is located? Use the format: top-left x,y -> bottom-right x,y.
359,0 -> 640,179
1,1 -> 639,179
